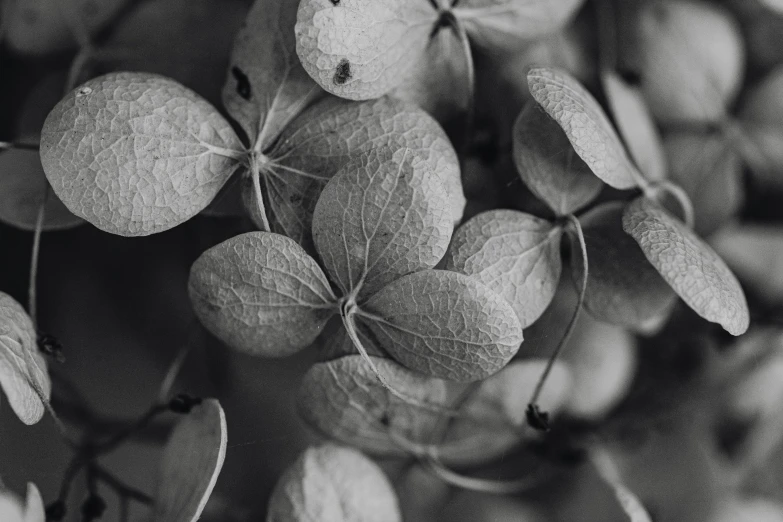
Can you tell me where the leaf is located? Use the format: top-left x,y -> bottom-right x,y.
573,202 -> 676,330
601,71 -> 666,183
713,498 -> 783,522
0,292 -> 51,425
629,0 -> 744,124
758,0 -> 783,14
153,398 -> 227,522
443,209 -> 562,328
737,66 -> 783,191
454,0 -> 585,52
390,26 -> 470,126
40,72 -> 244,236
439,359 -> 572,467
0,483 -> 45,522
663,131 -> 743,236
527,67 -> 639,190
359,270 -> 523,382
622,197 -> 749,336
0,148 -> 83,231
710,225 -> 783,304
298,355 -> 449,456
512,103 -> 603,214
1,0 -> 124,55
562,313 -> 638,420
267,444 -> 401,522
295,0 -> 437,100
312,148 -> 453,298
223,0 -> 320,150
264,96 -> 464,247
188,232 -> 337,357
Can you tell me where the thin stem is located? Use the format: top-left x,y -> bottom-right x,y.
341,311 -> 464,418
250,163 -> 272,232
0,141 -> 40,151
65,46 -> 93,92
91,464 -> 153,504
528,214 -> 588,409
452,19 -> 475,157
659,181 -> 695,228
28,185 -> 49,327
422,456 -> 555,494
157,340 -> 194,404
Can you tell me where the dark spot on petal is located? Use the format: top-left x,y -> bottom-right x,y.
430,10 -> 457,38
232,66 -> 251,100
333,59 -> 351,85
330,0 -> 340,4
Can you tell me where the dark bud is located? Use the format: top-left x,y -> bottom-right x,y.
168,394 -> 203,414
81,495 -> 106,521
38,333 -> 65,363
526,404 -> 550,432
46,500 -> 67,521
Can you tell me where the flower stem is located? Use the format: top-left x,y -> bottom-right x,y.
28,185 -> 49,328
0,141 -> 39,151
528,214 -> 588,410
250,162 -> 272,232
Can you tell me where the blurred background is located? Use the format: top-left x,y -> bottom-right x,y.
2,0 -> 783,520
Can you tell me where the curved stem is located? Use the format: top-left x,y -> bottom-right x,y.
658,181 -> 695,228
341,312 -> 464,418
0,141 -> 39,151
528,214 -> 587,410
28,185 -> 49,328
250,163 -> 272,232
157,340 -> 193,404
422,455 -> 555,494
452,19 -> 475,157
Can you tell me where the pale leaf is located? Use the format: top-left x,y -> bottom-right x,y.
527,67 -> 639,189
264,96 -> 464,247
188,232 -> 337,357
0,148 -> 83,231
153,399 -> 227,522
512,103 -> 603,214
312,148 -> 453,298
40,72 -> 244,236
443,209 -> 562,328
573,202 -> 676,330
223,0 -> 321,150
439,359 -> 572,467
758,0 -> 783,14
295,0 -> 436,100
713,498 -> 783,522
710,225 -> 783,304
663,131 -> 743,236
0,483 -> 45,522
601,71 -> 666,183
630,0 -> 744,124
297,355 -> 448,456
359,270 -> 523,382
622,197 -> 749,336
454,0 -> 585,53
0,292 -> 50,425
267,444 -> 401,522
